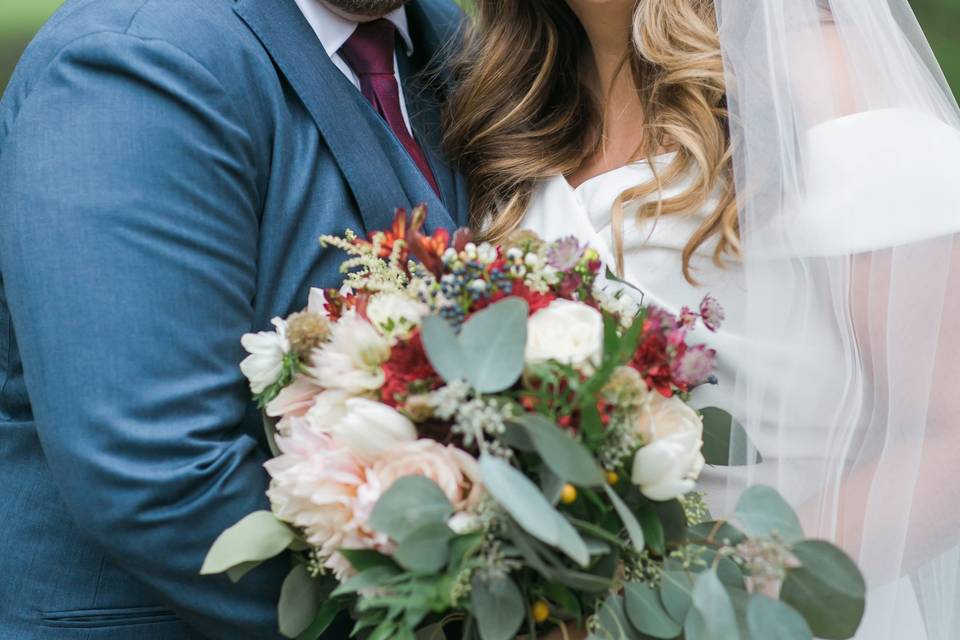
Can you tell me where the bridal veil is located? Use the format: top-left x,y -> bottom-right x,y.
711,0 -> 960,637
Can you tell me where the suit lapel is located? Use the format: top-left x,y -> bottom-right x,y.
402,1 -> 471,229
233,0 -> 458,234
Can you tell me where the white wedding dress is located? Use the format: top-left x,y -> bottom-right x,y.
520,109 -> 960,639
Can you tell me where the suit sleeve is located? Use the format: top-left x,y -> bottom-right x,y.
0,31 -> 285,639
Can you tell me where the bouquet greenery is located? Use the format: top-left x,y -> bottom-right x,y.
202,207 -> 866,640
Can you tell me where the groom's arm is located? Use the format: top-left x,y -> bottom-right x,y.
0,32 -> 285,639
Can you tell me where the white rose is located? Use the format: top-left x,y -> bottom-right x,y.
525,300 -> 604,369
240,318 -> 290,394
630,394 -> 705,501
331,398 -> 417,461
366,293 -> 428,338
305,313 -> 390,394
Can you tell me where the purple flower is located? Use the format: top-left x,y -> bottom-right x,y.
671,345 -> 717,387
699,294 -> 725,332
546,236 -> 585,271
677,306 -> 698,330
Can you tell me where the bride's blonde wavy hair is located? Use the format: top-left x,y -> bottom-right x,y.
443,0 -> 739,283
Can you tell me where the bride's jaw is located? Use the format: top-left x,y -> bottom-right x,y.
564,0 -> 636,94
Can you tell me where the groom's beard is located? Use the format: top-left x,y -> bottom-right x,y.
322,0 -> 409,17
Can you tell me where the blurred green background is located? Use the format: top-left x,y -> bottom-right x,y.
1,0 -> 958,97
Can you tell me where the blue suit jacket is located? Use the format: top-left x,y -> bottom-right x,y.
0,0 -> 467,638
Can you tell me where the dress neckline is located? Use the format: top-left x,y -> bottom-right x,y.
564,150 -> 678,193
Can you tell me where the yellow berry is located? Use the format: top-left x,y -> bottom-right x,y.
606,471 -> 620,485
560,484 -> 577,504
532,600 -> 550,624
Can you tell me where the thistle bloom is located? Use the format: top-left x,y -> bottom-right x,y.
699,294 -> 725,331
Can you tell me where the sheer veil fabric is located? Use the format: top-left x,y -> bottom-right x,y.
712,1 -> 960,637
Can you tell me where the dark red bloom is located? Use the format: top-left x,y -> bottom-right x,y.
380,331 -> 441,407
483,280 -> 556,315
632,331 -> 677,397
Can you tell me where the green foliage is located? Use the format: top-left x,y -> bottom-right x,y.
512,413 -> 605,486
780,541 -> 866,639
480,454 -> 590,567
279,565 -> 325,638
421,298 -> 528,393
732,485 -> 804,544
699,407 -> 762,466
369,475 -> 455,542
200,510 -> 297,576
470,575 -> 525,640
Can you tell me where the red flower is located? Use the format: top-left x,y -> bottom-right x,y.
632,331 -> 676,397
406,205 -> 452,277
380,331 -> 441,407
481,280 -> 556,315
354,208 -> 410,262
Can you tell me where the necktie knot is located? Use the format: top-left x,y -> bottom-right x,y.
339,19 -> 396,76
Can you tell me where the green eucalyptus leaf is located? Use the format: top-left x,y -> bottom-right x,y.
624,581 -> 682,639
687,520 -> 747,547
514,413 -> 605,486
480,454 -> 589,567
660,561 -> 696,624
471,575 -> 525,640
393,522 -> 455,573
201,511 -> 296,575
226,560 -> 263,583
541,466 -> 566,505
421,315 -> 468,383
596,594 -> 644,639
331,565 -> 400,597
338,548 -> 398,573
459,298 -> 529,393
732,485 -> 804,544
369,475 -> 454,541
684,570 -> 740,640
295,599 -> 342,640
747,594 -> 813,640
699,407 -> 762,466
603,484 -> 645,551
636,505 -> 666,555
780,541 -> 866,639
278,565 -> 322,638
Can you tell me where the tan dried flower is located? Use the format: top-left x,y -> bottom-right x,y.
286,311 -> 331,357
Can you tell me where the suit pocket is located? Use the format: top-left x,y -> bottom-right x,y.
40,606 -> 181,629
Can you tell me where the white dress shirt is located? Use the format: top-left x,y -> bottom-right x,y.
293,0 -> 415,133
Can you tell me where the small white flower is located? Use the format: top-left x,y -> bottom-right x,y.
448,512 -> 482,534
524,252 -> 542,269
506,247 -> 523,261
525,300 -> 604,369
366,292 -> 428,339
240,318 -> 290,394
477,243 -> 498,264
331,398 -> 418,461
305,313 -> 390,394
468,278 -> 488,293
630,394 -> 706,501
442,248 -> 459,264
464,242 -> 478,260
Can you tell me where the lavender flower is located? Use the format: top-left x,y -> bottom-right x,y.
671,345 -> 717,387
546,236 -> 585,271
699,294 -> 725,331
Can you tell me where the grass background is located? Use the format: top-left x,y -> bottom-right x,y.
2,0 -> 957,97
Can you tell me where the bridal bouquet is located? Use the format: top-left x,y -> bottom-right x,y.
202,207 -> 865,640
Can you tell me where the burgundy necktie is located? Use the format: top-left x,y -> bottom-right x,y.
339,19 -> 440,196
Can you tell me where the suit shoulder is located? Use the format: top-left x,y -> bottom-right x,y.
3,0 -> 276,131
7,0 -> 268,95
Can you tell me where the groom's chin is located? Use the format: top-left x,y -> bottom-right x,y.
319,0 -> 411,20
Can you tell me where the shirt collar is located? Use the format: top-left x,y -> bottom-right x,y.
294,0 -> 414,58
